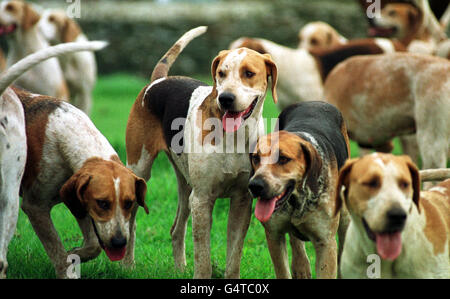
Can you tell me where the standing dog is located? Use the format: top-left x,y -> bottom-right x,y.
0,0 -> 69,99
336,153 -> 450,278
39,9 -> 98,115
0,40 -> 148,279
248,102 -> 350,278
324,52 -> 449,174
126,27 -> 278,278
0,41 -> 106,278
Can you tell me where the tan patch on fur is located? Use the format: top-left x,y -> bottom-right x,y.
56,81 -> 70,101
421,194 -> 447,255
46,10 -> 81,43
232,38 -> 267,54
12,86 -> 61,188
126,85 -> 167,165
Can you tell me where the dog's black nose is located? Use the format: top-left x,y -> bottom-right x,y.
386,207 -> 407,232
248,178 -> 267,198
111,236 -> 127,249
219,92 -> 235,110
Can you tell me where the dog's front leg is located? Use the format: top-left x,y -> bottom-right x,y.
312,237 -> 338,279
70,216 -> 101,263
264,229 -> 291,278
22,198 -> 70,278
122,204 -> 138,268
225,193 -> 252,278
190,191 -> 215,278
289,234 -> 311,279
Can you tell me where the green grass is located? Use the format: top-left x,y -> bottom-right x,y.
7,73 -> 404,279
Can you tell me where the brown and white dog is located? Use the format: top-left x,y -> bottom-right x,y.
39,9 -> 98,115
324,53 -> 449,176
126,27 -> 277,278
0,0 -> 69,99
336,153 -> 450,278
229,36 -> 404,110
248,101 -> 350,279
298,21 -> 347,51
0,40 -> 107,278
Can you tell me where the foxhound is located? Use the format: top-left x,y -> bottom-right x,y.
39,9 -> 98,115
0,40 -> 145,279
248,101 -> 350,279
324,53 -> 449,182
336,153 -> 450,278
0,41 -> 106,278
126,27 -> 278,278
0,0 -> 69,99
229,36 -> 404,110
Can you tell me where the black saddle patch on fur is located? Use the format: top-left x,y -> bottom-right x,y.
145,76 -> 209,153
278,101 -> 349,169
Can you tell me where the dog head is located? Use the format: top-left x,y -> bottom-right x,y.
39,9 -> 81,44
248,131 -> 322,223
334,153 -> 420,261
0,0 -> 40,36
211,47 -> 277,133
371,3 -> 422,39
298,21 -> 347,51
60,158 -> 149,262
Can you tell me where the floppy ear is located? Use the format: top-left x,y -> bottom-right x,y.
22,3 -> 40,31
135,176 -> 149,214
62,16 -> 81,43
334,158 -> 358,216
401,155 -> 421,212
300,141 -> 322,195
211,50 -> 229,86
264,54 -> 278,104
59,173 -> 91,219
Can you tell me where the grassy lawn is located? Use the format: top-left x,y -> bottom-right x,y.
7,73 -> 404,279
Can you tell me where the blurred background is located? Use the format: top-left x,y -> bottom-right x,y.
30,0 -> 376,77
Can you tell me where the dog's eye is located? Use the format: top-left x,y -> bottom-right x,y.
278,156 -> 291,165
310,38 -> 319,46
398,180 -> 410,190
5,4 -> 14,12
48,16 -> 55,23
123,200 -> 134,210
363,177 -> 381,189
96,200 -> 110,211
388,10 -> 397,17
245,70 -> 255,78
218,71 -> 226,78
251,154 -> 260,165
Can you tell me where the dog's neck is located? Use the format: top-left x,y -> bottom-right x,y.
6,26 -> 49,64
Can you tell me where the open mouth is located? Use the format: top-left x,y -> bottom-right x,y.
222,97 -> 258,133
0,24 -> 17,36
91,219 -> 127,262
368,26 -> 397,37
254,182 -> 295,223
362,218 -> 402,261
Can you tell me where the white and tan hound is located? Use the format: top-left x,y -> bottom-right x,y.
0,40 -> 106,278
324,53 -> 449,179
39,9 -> 98,115
126,27 -> 278,278
298,21 -> 347,51
0,0 -> 69,99
336,153 -> 450,278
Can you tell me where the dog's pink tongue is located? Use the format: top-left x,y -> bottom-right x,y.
222,111 -> 245,133
104,247 -> 127,262
376,232 -> 402,261
255,198 -> 277,223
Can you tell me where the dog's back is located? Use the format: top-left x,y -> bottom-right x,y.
278,101 -> 349,169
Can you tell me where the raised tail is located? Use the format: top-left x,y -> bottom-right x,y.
0,41 -> 108,97
420,169 -> 450,182
150,26 -> 207,82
